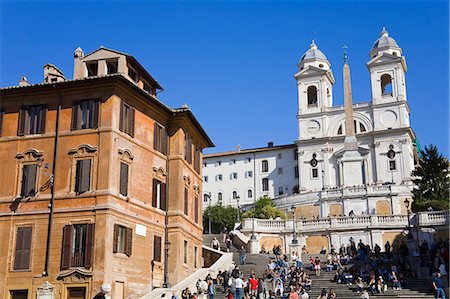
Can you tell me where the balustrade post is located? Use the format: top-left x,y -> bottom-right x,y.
330,217 -> 338,228
370,215 -> 378,226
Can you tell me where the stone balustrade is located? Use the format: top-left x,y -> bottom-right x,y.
241,210 -> 448,234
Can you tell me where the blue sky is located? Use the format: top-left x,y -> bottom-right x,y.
1,1 -> 448,156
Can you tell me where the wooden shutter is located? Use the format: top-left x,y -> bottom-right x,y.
119,102 -> 124,132
71,101 -> 80,131
113,224 -> 119,253
129,107 -> 135,137
21,164 -> 37,197
61,225 -> 73,270
160,182 -> 166,211
14,226 -> 32,270
84,223 -> 94,268
154,236 -> 161,262
194,196 -> 199,223
18,107 -> 27,136
152,179 -> 157,207
162,127 -> 168,155
119,162 -> 129,196
184,187 -> 189,215
92,100 -> 100,129
124,227 -> 132,257
76,159 -> 91,194
39,105 -> 47,134
153,123 -> 160,151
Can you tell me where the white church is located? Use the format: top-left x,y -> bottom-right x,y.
203,28 -> 447,253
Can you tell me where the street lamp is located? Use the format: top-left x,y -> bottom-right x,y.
291,205 -> 298,245
404,198 -> 414,240
236,195 -> 240,223
207,192 -> 212,234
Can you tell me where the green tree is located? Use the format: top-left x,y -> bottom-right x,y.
242,196 -> 286,219
412,144 -> 449,212
203,204 -> 239,234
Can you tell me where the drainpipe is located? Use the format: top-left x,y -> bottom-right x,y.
43,96 -> 61,276
163,114 -> 173,288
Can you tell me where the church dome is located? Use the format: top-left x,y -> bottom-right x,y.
300,40 -> 328,62
371,27 -> 400,51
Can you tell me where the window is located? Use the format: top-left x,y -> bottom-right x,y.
307,86 -> 318,107
143,81 -> 153,94
294,166 -> 299,179
218,192 -> 223,204
215,161 -> 221,167
359,122 -> 367,132
381,74 -> 393,95
106,59 -> 118,74
194,196 -> 199,223
184,187 -> 189,216
153,236 -> 162,262
86,61 -> 98,76
278,167 -> 283,175
18,105 -> 47,135
203,163 -> 207,168
216,174 -> 223,181
75,159 -> 91,194
113,224 -> 132,256
184,240 -> 188,264
128,67 -> 137,82
389,160 -> 396,171
61,223 -> 94,269
68,288 -> 86,299
262,178 -> 269,191
245,157 -> 251,163
184,133 -> 192,163
230,159 -> 236,165
119,102 -> 135,137
154,123 -> 168,155
278,186 -> 284,196
245,171 -> 253,178
232,191 -> 238,199
261,160 -> 269,173
294,149 -> 298,160
0,109 -> 4,136
230,172 -> 238,180
194,145 -> 201,173
277,153 -> 282,159
10,290 -> 28,299
204,176 -> 208,182
71,100 -> 99,130
248,189 -> 252,199
194,246 -> 198,268
312,168 -> 319,178
152,179 -> 166,210
337,125 -> 343,135
14,226 -> 32,270
203,194 -> 209,203
119,162 -> 129,196
20,164 -> 38,197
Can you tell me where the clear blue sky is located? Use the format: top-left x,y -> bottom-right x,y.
1,1 -> 448,156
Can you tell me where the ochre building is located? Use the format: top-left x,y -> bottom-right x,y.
0,47 -> 213,299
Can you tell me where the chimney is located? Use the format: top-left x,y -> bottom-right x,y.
44,64 -> 66,83
19,76 -> 30,86
73,47 -> 85,79
268,142 -> 274,147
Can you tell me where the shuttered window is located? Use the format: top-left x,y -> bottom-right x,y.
154,123 -> 168,155
153,236 -> 162,262
193,145 -> 201,173
75,159 -> 91,194
184,187 -> 189,216
18,105 -> 47,136
184,134 -> 192,164
119,162 -> 129,196
113,224 -> 132,256
194,196 -> 199,223
71,100 -> 99,130
119,102 -> 135,137
21,164 -> 38,197
10,290 -> 28,299
0,109 -> 4,136
152,179 -> 166,211
13,226 -> 32,270
61,224 -> 94,270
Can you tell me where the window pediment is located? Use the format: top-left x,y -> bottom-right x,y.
16,148 -> 44,162
68,144 -> 97,157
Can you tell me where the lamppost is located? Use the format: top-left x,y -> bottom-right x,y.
291,205 -> 298,245
404,198 -> 414,240
236,195 -> 240,223
207,192 -> 212,234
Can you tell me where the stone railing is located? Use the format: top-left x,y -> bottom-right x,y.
241,210 -> 449,234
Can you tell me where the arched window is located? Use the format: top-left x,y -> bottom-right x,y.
248,189 -> 252,199
261,160 -> 269,173
262,178 -> 269,191
232,191 -> 238,199
217,192 -> 222,204
307,86 -> 318,107
203,194 -> 209,203
337,125 -> 343,135
381,74 -> 393,96
359,122 -> 367,132
292,185 -> 300,194
278,186 -> 284,196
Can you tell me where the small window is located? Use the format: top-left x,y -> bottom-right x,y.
184,187 -> 189,216
14,226 -> 32,270
359,122 -> 367,132
294,166 -> 299,179
204,176 -> 208,182
230,159 -> 236,165
319,64 -> 324,68
230,173 -> 238,180
218,192 -> 223,204
245,157 -> 251,163
72,100 -> 99,130
152,179 -> 166,210
86,61 -> 98,77
184,240 -> 188,264
232,191 -> 238,199
216,174 -> 223,181
262,178 -> 269,192
21,164 -> 38,197
278,186 -> 284,196
389,160 -> 396,171
392,52 -> 398,56
245,171 -> 253,178
312,168 -> 319,178
203,194 -> 209,203
18,105 -> 47,136
119,102 -> 135,137
248,189 -> 253,198
381,74 -> 393,96
216,161 -> 221,166
106,59 -> 118,74
194,246 -> 198,268
203,163 -> 207,168
337,125 -> 343,135
154,123 -> 168,155
261,160 -> 269,173
128,67 -> 137,82
307,86 -> 318,107
75,159 -> 91,194
113,224 -> 132,256
119,162 -> 129,196
277,153 -> 282,159
153,236 -> 162,262
294,149 -> 298,160
278,167 -> 283,175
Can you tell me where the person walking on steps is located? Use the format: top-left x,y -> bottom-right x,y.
239,246 -> 246,265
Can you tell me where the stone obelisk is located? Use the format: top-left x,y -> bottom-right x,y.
341,48 -> 364,186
